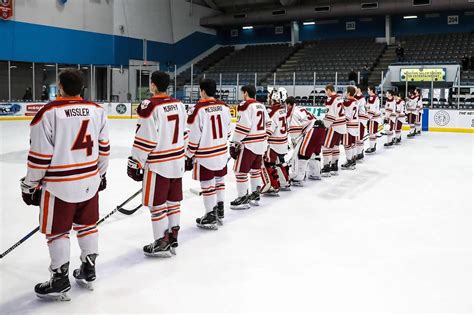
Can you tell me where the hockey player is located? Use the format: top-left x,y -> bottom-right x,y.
230,85 -> 270,209
21,69 -> 109,300
127,71 -> 186,257
286,96 -> 326,185
355,86 -> 368,160
321,84 -> 346,177
365,86 -> 382,154
414,88 -> 423,135
186,79 -> 231,230
383,90 -> 397,148
261,87 -> 290,195
341,86 -> 359,170
406,90 -> 417,138
394,92 -> 406,144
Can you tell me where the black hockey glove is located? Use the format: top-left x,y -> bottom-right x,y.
229,142 -> 241,160
127,157 -> 144,182
383,118 -> 389,124
185,157 -> 194,172
313,119 -> 325,128
99,174 -> 107,192
20,177 -> 41,206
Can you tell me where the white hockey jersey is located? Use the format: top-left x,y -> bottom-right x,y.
323,94 -> 346,134
186,99 -> 232,171
384,97 -> 397,123
267,103 -> 289,155
367,95 -> 382,124
406,95 -> 417,114
132,96 -> 186,179
355,94 -> 369,123
232,99 -> 270,155
344,98 -> 359,136
287,105 -> 315,142
395,99 -> 406,121
25,97 -> 109,203
415,95 -> 423,114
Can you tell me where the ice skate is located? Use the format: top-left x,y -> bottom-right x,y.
73,254 -> 97,291
35,262 -> 71,301
321,164 -> 332,177
407,132 -> 416,138
356,152 -> 364,161
248,190 -> 261,206
143,235 -> 172,258
262,187 -> 280,197
384,141 -> 394,148
216,201 -> 224,220
394,137 -> 401,145
341,160 -> 355,170
230,195 -> 250,210
169,226 -> 180,255
196,211 -> 218,230
365,147 -> 376,154
330,161 -> 339,175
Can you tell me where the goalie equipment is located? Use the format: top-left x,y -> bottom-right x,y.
260,166 -> 280,196
307,158 -> 321,180
275,164 -> 291,190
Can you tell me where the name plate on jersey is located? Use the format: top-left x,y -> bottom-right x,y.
400,68 -> 446,82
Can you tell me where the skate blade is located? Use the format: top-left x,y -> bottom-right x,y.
36,291 -> 71,302
249,200 -> 260,206
330,172 -> 339,176
217,218 -> 224,226
308,176 -> 321,180
230,204 -> 250,210
321,173 -> 331,178
280,186 -> 291,191
170,247 -> 177,255
262,192 -> 280,197
75,278 -> 94,291
197,223 -> 218,230
144,251 -> 172,258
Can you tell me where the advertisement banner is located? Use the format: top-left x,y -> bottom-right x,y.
304,106 -> 327,119
25,103 -> 47,116
0,0 -> 13,20
0,103 -> 24,117
428,109 -> 474,132
400,68 -> 446,82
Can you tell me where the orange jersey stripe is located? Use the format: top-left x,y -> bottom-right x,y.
43,170 -> 99,183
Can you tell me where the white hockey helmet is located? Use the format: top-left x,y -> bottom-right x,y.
277,87 -> 288,103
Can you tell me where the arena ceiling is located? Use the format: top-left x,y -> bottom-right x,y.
194,0 -> 342,13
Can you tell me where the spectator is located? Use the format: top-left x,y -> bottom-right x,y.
361,65 -> 369,90
348,68 -> 357,85
395,43 -> 405,62
470,55 -> 474,71
22,87 -> 32,101
41,85 -> 49,101
461,55 -> 470,71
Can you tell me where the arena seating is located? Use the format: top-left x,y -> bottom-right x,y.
175,46 -> 234,86
399,32 -> 474,84
201,44 -> 296,85
268,38 -> 386,85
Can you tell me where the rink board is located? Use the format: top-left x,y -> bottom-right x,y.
0,102 -> 472,133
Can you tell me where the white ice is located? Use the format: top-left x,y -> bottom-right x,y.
0,120 -> 472,314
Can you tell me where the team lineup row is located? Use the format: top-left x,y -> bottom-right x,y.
18,69 -> 422,301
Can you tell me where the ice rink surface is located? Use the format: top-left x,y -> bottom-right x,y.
0,120 -> 472,314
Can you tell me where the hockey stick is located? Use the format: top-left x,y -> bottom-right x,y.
0,189 -> 142,260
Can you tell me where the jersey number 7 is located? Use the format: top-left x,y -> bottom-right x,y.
72,119 -> 93,156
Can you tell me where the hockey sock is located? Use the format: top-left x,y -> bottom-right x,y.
249,169 -> 262,192
322,147 -> 332,166
166,201 -> 181,229
331,148 -> 340,164
344,145 -> 352,161
235,172 -> 249,197
200,179 -> 217,214
387,131 -> 393,143
149,203 -> 168,240
356,140 -> 364,155
215,176 -> 225,203
369,135 -> 376,148
47,233 -> 71,270
74,223 -> 98,261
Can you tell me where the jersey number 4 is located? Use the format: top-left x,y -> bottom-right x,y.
72,119 -> 93,156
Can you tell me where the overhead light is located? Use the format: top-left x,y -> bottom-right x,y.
44,64 -> 56,67
303,21 -> 315,25
242,26 -> 253,30
403,15 -> 418,19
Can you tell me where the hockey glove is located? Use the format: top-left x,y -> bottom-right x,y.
185,157 -> 194,172
99,174 -> 107,191
229,142 -> 241,160
383,118 -> 389,124
20,177 -> 41,206
127,157 -> 144,182
313,119 -> 325,128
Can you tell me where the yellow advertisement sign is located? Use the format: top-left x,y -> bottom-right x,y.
400,68 -> 446,82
